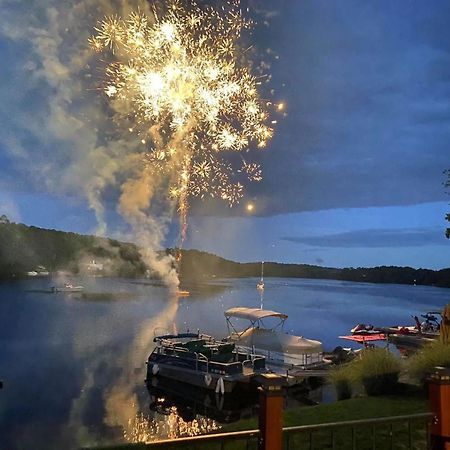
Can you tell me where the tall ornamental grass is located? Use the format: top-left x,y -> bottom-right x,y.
329,348 -> 402,397
407,340 -> 450,382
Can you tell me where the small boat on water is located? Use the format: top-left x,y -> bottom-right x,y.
146,332 -> 267,394
51,283 -> 84,293
225,307 -> 327,371
350,311 -> 440,349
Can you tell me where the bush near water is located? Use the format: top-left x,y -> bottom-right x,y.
330,348 -> 402,397
407,340 -> 450,382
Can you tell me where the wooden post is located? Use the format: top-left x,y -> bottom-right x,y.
428,367 -> 450,450
258,373 -> 285,450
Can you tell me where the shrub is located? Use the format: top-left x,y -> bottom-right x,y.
354,348 -> 402,378
332,348 -> 402,396
329,365 -> 354,400
406,340 -> 450,382
355,348 -> 402,396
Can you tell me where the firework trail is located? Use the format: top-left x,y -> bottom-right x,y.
90,0 -> 274,247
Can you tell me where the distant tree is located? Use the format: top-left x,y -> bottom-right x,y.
0,214 -> 10,224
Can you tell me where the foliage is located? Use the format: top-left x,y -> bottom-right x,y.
329,348 -> 402,396
329,348 -> 402,381
0,222 -> 147,279
354,348 -> 402,377
328,364 -> 355,400
406,340 -> 450,382
0,221 -> 449,285
354,348 -> 402,396
174,249 -> 450,287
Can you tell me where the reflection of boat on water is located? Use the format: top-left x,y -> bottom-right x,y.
146,376 -> 258,424
225,307 -> 328,372
256,261 -> 264,291
175,290 -> 190,297
51,283 -> 84,293
146,332 -> 267,394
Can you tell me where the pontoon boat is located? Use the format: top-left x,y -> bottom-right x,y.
225,307 -> 326,370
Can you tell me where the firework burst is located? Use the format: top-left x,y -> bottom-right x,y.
90,0 -> 274,242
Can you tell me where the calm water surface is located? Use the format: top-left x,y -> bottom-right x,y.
0,276 -> 448,449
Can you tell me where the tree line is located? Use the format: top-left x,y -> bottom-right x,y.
0,220 -> 449,287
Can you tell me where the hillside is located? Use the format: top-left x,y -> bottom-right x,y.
177,249 -> 450,288
0,221 -> 147,278
0,221 -> 449,287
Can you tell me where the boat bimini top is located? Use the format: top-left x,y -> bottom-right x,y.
224,306 -> 288,334
224,307 -> 288,322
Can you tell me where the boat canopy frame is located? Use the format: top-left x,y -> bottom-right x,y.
224,307 -> 288,337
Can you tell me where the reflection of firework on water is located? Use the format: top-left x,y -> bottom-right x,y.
90,0 -> 274,241
124,409 -> 219,443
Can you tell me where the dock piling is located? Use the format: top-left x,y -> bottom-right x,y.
257,373 -> 285,450
428,366 -> 450,449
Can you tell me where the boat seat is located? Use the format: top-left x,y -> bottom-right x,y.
180,339 -> 207,353
217,343 -> 235,354
210,353 -> 235,363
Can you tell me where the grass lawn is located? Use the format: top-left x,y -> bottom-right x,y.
225,390 -> 429,431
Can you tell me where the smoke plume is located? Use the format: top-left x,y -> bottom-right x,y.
0,0 -> 180,288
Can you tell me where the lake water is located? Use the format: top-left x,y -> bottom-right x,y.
0,276 -> 448,449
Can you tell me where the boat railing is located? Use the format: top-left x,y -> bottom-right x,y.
195,351 -> 209,371
242,359 -> 254,376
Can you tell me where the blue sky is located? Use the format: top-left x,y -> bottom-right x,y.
0,0 -> 449,269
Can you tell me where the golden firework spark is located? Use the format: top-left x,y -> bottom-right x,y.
90,0 -> 274,241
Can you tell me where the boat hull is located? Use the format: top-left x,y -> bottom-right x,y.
235,345 -> 326,369
388,333 -> 437,349
146,353 -> 253,393
53,286 -> 84,293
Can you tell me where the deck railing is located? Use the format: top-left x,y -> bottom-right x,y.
283,412 -> 433,450
136,412 -> 433,450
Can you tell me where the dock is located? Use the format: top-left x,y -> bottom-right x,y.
267,366 -> 330,386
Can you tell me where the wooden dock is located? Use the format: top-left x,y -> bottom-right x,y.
267,366 -> 330,386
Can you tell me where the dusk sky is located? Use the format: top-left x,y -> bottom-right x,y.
0,0 -> 449,269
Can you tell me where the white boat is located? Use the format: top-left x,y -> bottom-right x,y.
52,283 -> 84,293
225,307 -> 326,370
36,266 -> 49,276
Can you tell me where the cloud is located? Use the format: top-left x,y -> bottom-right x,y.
0,192 -> 21,222
282,227 -> 448,248
235,0 -> 450,216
